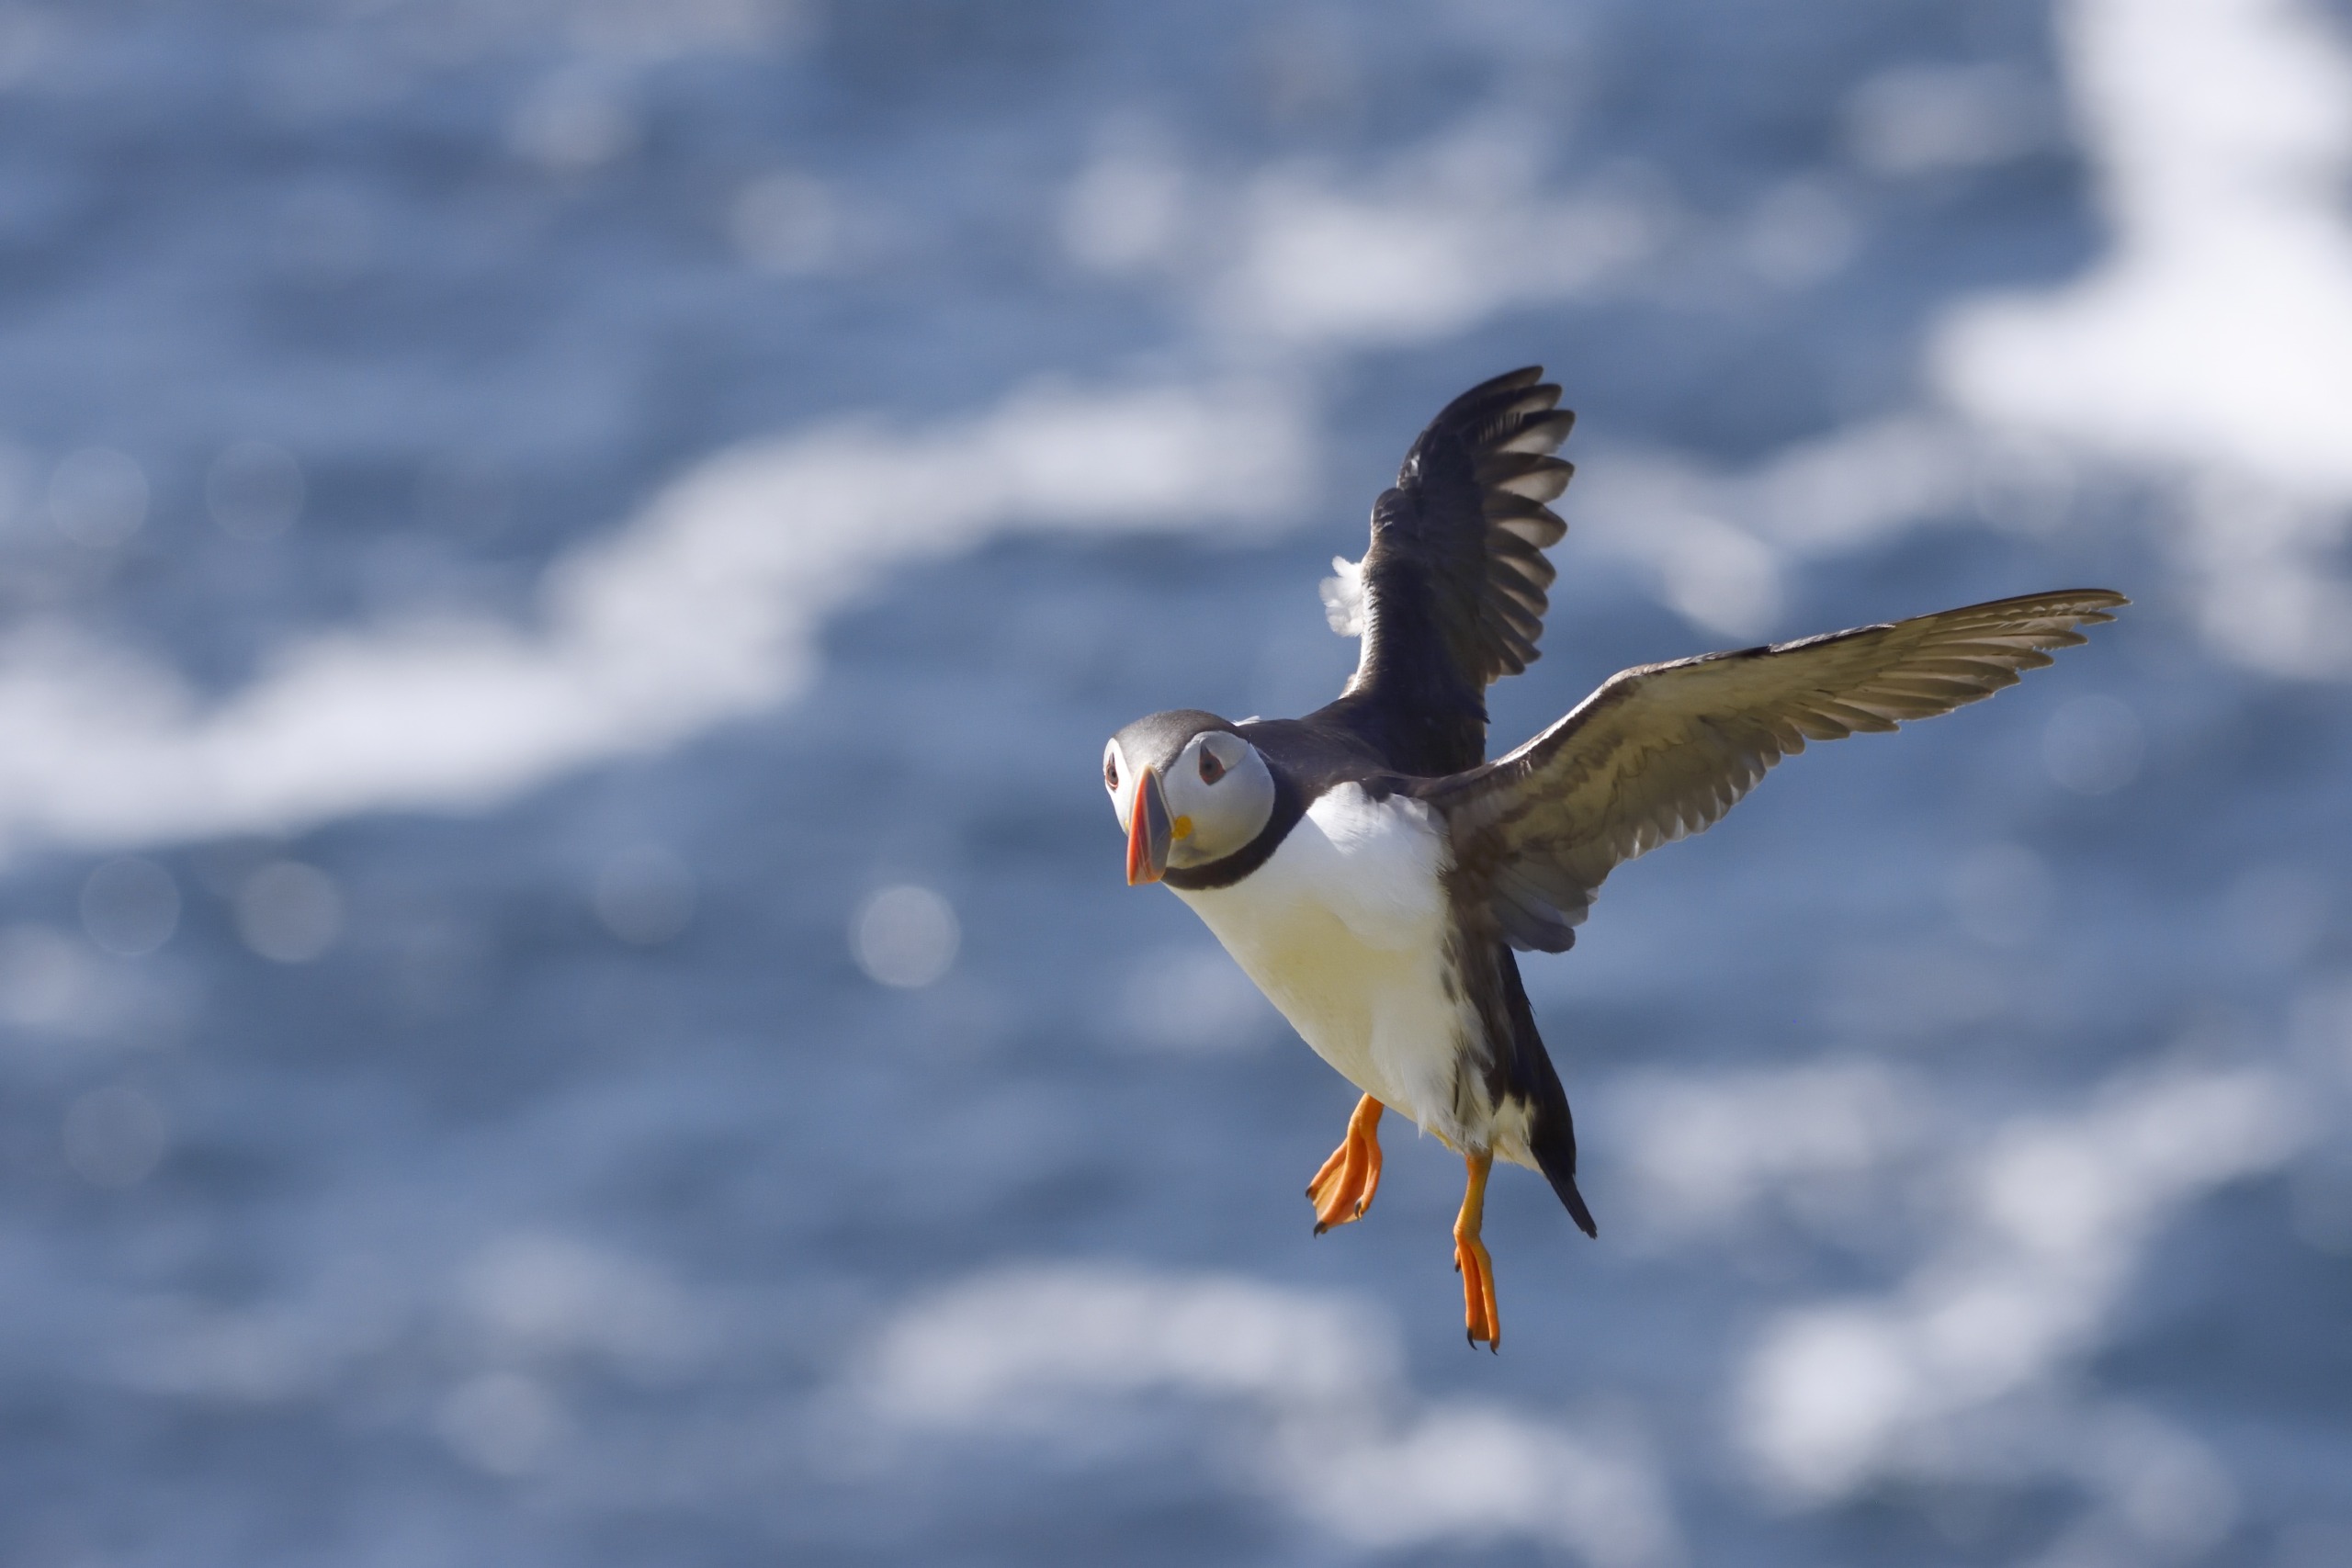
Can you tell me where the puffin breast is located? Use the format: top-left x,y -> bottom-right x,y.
1173,785 -> 1479,1134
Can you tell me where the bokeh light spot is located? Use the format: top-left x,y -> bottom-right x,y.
2042,694 -> 2144,795
62,1083 -> 168,1189
0,924 -> 100,1030
851,885 -> 960,989
49,447 -> 147,548
206,441 -> 304,540
79,857 -> 180,957
592,846 -> 695,947
437,1371 -> 560,1475
235,862 -> 344,964
1948,843 -> 2054,948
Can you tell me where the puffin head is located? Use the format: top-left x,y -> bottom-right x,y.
1103,709 -> 1276,886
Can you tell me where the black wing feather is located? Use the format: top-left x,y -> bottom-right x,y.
1314,367 -> 1577,777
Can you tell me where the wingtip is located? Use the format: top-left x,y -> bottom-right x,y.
2030,588 -> 2131,628
2032,587 -> 2131,609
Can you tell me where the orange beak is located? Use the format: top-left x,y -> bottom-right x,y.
1125,766 -> 1172,886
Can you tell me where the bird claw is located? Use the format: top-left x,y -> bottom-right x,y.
1453,1149 -> 1499,1350
1306,1097 -> 1384,1233
1454,1231 -> 1500,1351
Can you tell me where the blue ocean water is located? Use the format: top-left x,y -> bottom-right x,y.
1,3 -> 2347,1565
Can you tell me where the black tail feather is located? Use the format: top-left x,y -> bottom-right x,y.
1542,1159 -> 1600,1239
1498,947 -> 1599,1238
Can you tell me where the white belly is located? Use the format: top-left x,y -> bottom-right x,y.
1171,784 -> 1489,1147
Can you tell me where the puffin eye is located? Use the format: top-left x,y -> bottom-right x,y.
1104,755 -> 1120,792
1199,748 -> 1226,785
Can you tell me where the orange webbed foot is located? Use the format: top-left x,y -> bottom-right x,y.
1453,1150 -> 1499,1351
1453,1230 -> 1499,1350
1306,1095 -> 1384,1234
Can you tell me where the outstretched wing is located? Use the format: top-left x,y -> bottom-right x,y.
1317,367 -> 1576,775
1421,590 -> 2130,953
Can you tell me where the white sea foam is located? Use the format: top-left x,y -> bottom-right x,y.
1939,0 -> 2352,498
1936,0 -> 2352,675
0,380 -> 1308,858
862,1263 -> 1683,1568
19,0 -> 2352,871
1061,115 -> 1674,350
1731,1057 -> 2312,1548
1611,1060 -> 1927,1240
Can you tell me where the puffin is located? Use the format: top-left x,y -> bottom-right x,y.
1102,367 -> 2125,1349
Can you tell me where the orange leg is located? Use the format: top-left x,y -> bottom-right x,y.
1453,1149 -> 1499,1351
1305,1095 -> 1385,1234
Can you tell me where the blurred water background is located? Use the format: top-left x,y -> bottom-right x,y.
2,2 -> 2349,1564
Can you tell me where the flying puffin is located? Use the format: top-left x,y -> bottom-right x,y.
1102,367 -> 2125,1349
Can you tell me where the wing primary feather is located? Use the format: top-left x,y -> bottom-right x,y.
1321,367 -> 1582,752
1424,589 -> 2129,942
1498,411 -> 1577,454
1479,453 -> 1576,502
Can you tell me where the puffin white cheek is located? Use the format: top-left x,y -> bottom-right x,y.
1166,762 -> 1264,863
1201,753 -> 1276,856
1156,767 -> 1193,827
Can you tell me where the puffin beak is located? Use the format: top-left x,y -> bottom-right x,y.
1126,766 -> 1172,886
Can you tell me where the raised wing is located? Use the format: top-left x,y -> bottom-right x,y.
1421,590 -> 2130,953
1318,367 -> 1576,774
